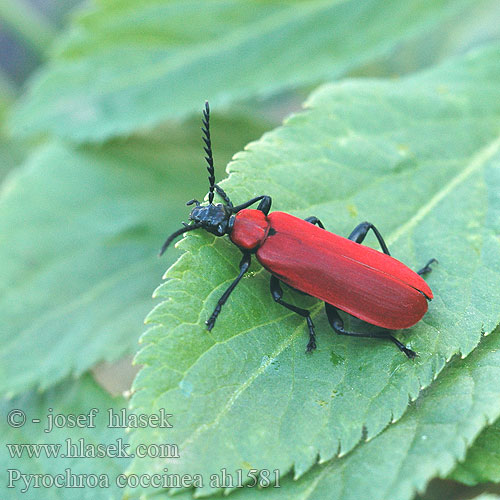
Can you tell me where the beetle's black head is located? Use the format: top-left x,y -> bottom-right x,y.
188,201 -> 231,237
159,101 -> 235,256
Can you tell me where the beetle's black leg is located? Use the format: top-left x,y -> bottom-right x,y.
214,184 -> 233,208
348,222 -> 390,255
324,303 -> 417,359
304,216 -> 325,229
231,196 -> 272,215
206,253 -> 251,331
417,258 -> 438,276
350,222 -> 438,277
257,196 -> 272,215
270,275 -> 316,352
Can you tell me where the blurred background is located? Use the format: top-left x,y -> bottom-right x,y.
0,0 -> 81,86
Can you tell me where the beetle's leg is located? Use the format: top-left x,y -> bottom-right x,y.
231,196 -> 272,215
256,196 -> 272,214
304,216 -> 325,229
348,222 -> 390,255
206,253 -> 251,331
324,303 -> 417,359
350,223 -> 438,277
214,184 -> 233,208
417,258 -> 438,276
270,275 -> 316,352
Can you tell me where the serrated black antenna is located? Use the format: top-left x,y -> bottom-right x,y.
215,184 -> 233,209
202,101 -> 215,204
159,223 -> 202,256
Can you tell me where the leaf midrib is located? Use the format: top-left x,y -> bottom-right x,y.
387,135 -> 500,246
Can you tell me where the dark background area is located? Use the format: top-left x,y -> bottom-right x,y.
0,0 -> 83,89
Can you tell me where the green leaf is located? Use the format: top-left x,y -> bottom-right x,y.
146,329 -> 500,500
261,330 -> 500,500
450,417 -> 500,485
10,0 -> 493,141
0,113 -> 269,397
415,482 -> 499,500
130,44 -> 500,496
0,374 -> 128,500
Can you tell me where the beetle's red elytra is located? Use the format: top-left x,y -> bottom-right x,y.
235,210 -> 434,331
160,102 -> 437,359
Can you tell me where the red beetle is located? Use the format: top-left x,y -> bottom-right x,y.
160,102 -> 436,358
